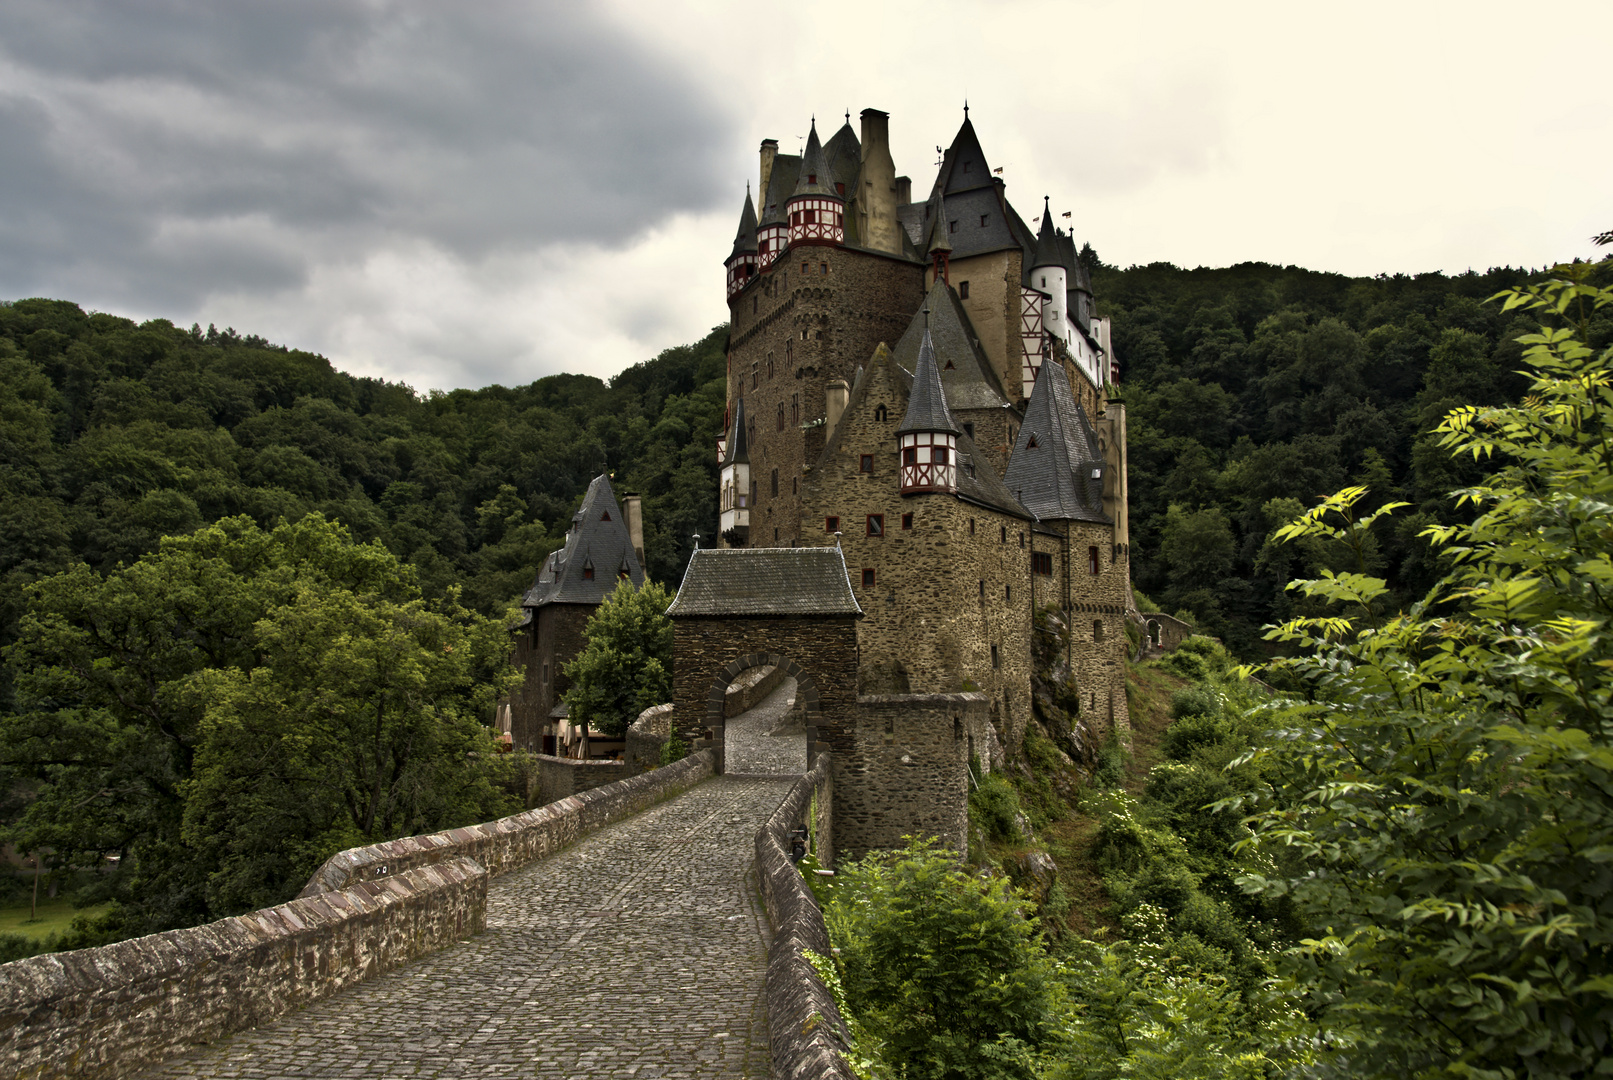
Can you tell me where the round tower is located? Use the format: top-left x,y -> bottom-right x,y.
785,119 -> 845,248
1031,197 -> 1068,346
896,312 -> 961,495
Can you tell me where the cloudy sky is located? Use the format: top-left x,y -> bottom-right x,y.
3,0 -> 1608,392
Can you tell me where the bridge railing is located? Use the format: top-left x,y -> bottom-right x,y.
1,749 -> 715,1080
755,751 -> 857,1080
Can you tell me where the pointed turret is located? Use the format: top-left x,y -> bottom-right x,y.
927,190 -> 951,284
1031,198 -> 1062,270
726,186 -> 759,299
520,474 -> 645,609
1003,361 -> 1109,525
897,311 -> 961,494
1029,197 -> 1070,349
785,118 -> 846,247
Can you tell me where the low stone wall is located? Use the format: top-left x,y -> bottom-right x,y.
724,663 -> 784,717
624,702 -> 674,774
533,753 -> 626,806
755,753 -> 854,1080
301,749 -> 714,895
1136,611 -> 1193,657
0,858 -> 485,1080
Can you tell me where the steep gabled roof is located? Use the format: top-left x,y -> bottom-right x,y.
1003,363 -> 1111,524
824,119 -> 861,193
955,431 -> 1032,520
935,116 -> 995,197
896,318 -> 960,437
667,547 -> 863,617
891,278 -> 1009,412
760,154 -> 801,226
929,186 -> 1020,261
1031,199 -> 1063,270
791,120 -> 837,200
722,398 -> 749,466
522,474 -> 645,608
927,190 -> 952,253
729,187 -> 758,260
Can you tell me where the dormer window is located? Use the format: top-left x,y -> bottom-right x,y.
582,562 -> 595,581
1027,435 -> 1039,449
807,174 -> 816,184
835,182 -> 845,196
601,511 -> 610,521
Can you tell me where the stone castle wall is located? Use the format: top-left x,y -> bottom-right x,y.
1060,520 -> 1133,744
507,604 -> 594,751
726,245 -> 924,548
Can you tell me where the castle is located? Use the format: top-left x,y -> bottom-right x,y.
698,108 -> 1132,762
510,108 -> 1134,854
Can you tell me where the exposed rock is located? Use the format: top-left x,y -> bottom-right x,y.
1006,850 -> 1058,907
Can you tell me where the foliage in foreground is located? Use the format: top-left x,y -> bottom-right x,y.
1232,272 -> 1613,1078
562,576 -> 674,738
0,514 -> 520,943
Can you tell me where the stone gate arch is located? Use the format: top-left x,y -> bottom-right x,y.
705,652 -> 822,774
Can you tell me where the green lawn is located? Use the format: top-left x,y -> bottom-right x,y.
0,899 -> 109,942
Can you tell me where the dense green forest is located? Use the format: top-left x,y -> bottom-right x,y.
1095,256 -> 1611,653
0,302 -> 728,715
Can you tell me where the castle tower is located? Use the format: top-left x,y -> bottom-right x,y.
718,398 -> 750,546
896,313 -> 960,494
785,119 -> 845,247
725,186 -> 759,300
1030,197 -> 1068,350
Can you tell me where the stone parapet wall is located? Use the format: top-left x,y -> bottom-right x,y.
725,663 -> 785,717
0,857 -> 486,1080
624,702 -> 674,773
300,749 -> 715,896
532,754 -> 626,806
755,753 -> 854,1080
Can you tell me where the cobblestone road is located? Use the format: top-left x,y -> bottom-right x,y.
139,776 -> 798,1079
725,678 -> 808,777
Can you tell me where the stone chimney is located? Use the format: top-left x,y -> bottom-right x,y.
895,175 -> 911,206
622,493 -> 646,570
856,109 -> 900,255
759,139 -> 779,207
824,379 -> 850,441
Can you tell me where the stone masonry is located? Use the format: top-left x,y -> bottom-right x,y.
134,776 -> 797,1080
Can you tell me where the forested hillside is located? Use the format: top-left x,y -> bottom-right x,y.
0,302 -> 727,711
1094,257 -> 1610,652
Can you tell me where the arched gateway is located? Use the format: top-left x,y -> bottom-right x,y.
666,547 -> 863,773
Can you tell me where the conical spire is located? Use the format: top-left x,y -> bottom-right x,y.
1003,362 -> 1108,523
728,185 -> 758,260
927,190 -> 952,254
1031,197 -> 1062,270
791,119 -> 837,199
897,312 -> 960,437
723,398 -> 749,466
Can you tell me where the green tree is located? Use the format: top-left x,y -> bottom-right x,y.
1,513 -> 516,936
562,577 -> 674,738
1232,272 -> 1613,1078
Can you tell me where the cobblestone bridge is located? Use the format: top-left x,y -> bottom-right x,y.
138,773 -> 798,1079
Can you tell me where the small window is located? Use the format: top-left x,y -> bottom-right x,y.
768,358 -> 774,379
792,476 -> 799,495
802,262 -> 809,274
1089,546 -> 1101,575
934,446 -> 949,466
777,403 -> 785,431
874,404 -> 888,422
820,262 -> 828,274
867,514 -> 884,537
771,469 -> 778,497
903,447 -> 916,466
980,214 -> 988,227
1005,584 -> 1012,602
862,568 -> 876,588
774,528 -> 779,541
978,579 -> 984,601
958,281 -> 969,299
991,644 -> 1000,669
1033,551 -> 1053,575
835,183 -> 845,196
826,516 -> 840,533
601,511 -> 610,520
860,454 -> 874,474
949,220 -> 957,233
1000,525 -> 1007,543
963,422 -> 974,440
582,566 -> 594,581
1027,434 -> 1039,449
901,513 -> 913,530
969,518 -> 976,536
1093,620 -> 1105,643
1019,532 -> 1025,548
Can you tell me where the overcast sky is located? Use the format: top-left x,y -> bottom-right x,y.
3,0 -> 1608,392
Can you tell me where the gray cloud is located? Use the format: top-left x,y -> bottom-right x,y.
0,0 -> 734,312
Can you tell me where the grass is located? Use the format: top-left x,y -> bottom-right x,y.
0,899 -> 110,942
1122,660 -> 1190,792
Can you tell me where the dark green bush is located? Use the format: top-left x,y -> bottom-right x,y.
969,768 -> 1024,844
1170,686 -> 1219,719
1162,713 -> 1233,760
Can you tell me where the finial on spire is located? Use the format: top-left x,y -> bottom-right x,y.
963,100 -> 969,118
922,306 -> 931,329
845,108 -> 850,124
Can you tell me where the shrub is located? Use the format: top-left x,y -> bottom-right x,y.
1169,686 -> 1219,719
1161,714 -> 1232,761
969,769 -> 1024,844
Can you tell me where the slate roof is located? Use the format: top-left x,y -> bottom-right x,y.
791,121 -> 837,199
1002,362 -> 1111,524
722,398 -> 749,466
667,547 -> 863,617
824,120 -> 861,193
935,117 -> 995,197
932,186 -> 1021,261
891,278 -> 1010,412
729,187 -> 758,260
897,202 -> 926,247
896,319 -> 960,437
522,474 -> 645,608
760,154 -> 801,226
955,432 -> 1032,520
927,190 -> 952,253
1031,200 -> 1063,270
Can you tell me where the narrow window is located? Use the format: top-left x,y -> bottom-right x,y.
771,469 -> 778,497
802,261 -> 809,274
959,281 -> 970,299
949,219 -> 957,233
820,262 -> 827,274
1000,525 -> 1007,543
980,214 -> 988,227
835,183 -> 845,196
774,528 -> 779,541
991,644 -> 1000,669
1006,584 -> 1012,602
963,421 -> 974,440
901,513 -> 913,530
791,394 -> 799,425
601,511 -> 611,521
768,357 -> 774,379
862,568 -> 876,588
867,514 -> 884,537
934,446 -> 949,466
860,454 -> 874,474
903,447 -> 916,466
969,518 -> 976,536
1019,532 -> 1025,548
1093,620 -> 1105,643
978,580 -> 985,601
874,404 -> 888,422
792,476 -> 799,495
582,566 -> 594,581
825,516 -> 839,533
752,369 -> 758,390
1089,546 -> 1101,575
